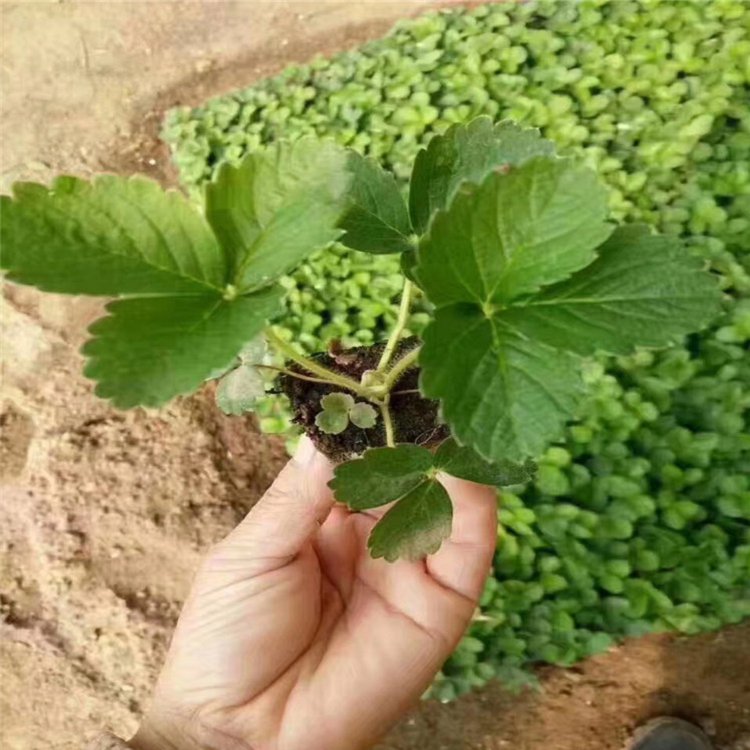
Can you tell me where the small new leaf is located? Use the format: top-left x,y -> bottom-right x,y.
315,393 -> 378,434
315,392 -> 355,434
328,444 -> 433,509
321,392 -> 356,413
315,409 -> 349,435
409,117 -> 555,234
349,402 -> 378,429
434,438 -> 536,486
216,364 -> 265,415
368,480 -> 453,562
338,152 -> 413,254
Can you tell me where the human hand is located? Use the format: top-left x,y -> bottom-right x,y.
130,437 -> 497,750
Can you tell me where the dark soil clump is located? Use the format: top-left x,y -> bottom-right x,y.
278,337 -> 447,462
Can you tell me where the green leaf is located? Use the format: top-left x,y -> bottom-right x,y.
329,444 -> 433,509
500,226 -> 722,355
415,158 -> 613,306
82,286 -> 283,408
315,409 -> 349,435
435,438 -> 536,486
349,402 -> 378,429
216,364 -> 265,415
315,393 -> 379,434
204,157 -> 260,279
338,152 -> 413,254
1,175 -> 226,295
206,334 -> 266,381
368,480 -> 453,562
205,138 -> 351,290
320,392 -> 355,413
408,117 -> 555,234
235,199 -> 344,292
400,248 -> 419,283
420,304 -> 585,462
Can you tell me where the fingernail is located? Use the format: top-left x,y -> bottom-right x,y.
294,436 -> 318,467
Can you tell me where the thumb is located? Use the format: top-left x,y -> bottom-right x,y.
214,437 -> 335,573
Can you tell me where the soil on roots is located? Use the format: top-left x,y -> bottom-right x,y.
278,338 -> 447,462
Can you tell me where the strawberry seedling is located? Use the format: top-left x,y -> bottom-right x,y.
1,118 -> 720,561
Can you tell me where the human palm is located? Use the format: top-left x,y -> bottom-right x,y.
132,439 -> 497,750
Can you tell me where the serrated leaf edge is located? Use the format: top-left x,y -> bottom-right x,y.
2,173 -> 227,294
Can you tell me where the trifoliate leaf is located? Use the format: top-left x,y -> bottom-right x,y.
435,438 -> 536,486
368,480 -> 453,562
408,117 -> 555,234
0,175 -> 226,295
315,409 -> 349,435
331,438 -> 532,561
329,444 -> 433,509
82,286 -> 283,408
415,158 -> 613,306
216,364 -> 266,415
338,152 -> 413,254
500,226 -> 722,355
205,138 -> 351,290
420,304 -> 585,462
320,392 -> 356,413
315,392 -> 357,434
0,174 -> 286,408
349,401 -> 378,429
315,393 -> 379,434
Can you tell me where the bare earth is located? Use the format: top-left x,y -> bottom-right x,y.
1,3 -> 748,749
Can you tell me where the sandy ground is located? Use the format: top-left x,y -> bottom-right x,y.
1,3 -> 749,749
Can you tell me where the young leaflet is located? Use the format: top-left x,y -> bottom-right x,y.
0,117 -> 721,561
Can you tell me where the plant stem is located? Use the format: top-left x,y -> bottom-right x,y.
380,398 -> 396,447
383,346 -> 421,390
265,329 -> 370,397
255,364 -> 340,386
377,279 -> 414,372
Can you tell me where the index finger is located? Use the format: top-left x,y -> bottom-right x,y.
425,474 -> 498,602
